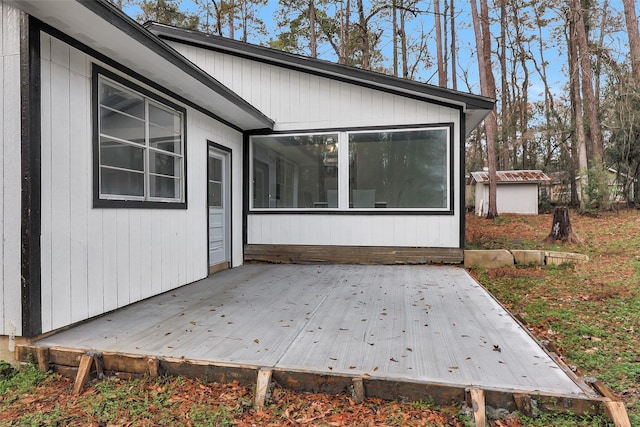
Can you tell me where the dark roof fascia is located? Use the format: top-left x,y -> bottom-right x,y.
81,0 -> 273,130
146,22 -> 495,112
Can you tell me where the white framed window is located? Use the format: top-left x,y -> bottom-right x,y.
249,126 -> 452,212
94,67 -> 186,208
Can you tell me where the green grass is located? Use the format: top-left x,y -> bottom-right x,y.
0,361 -> 47,396
474,260 -> 640,426
189,403 -> 237,426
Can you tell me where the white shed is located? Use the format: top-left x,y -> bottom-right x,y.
471,170 -> 550,216
1,0 -> 493,341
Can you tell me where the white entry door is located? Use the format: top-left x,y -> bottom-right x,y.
208,147 -> 230,273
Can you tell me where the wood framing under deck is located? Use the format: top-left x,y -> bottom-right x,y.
16,264 -> 617,419
243,245 -> 464,264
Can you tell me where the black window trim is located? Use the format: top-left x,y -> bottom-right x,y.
92,64 -> 188,209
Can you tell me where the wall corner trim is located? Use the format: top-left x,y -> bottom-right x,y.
20,15 -> 43,337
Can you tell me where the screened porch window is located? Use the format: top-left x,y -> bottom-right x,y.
95,71 -> 185,207
250,127 -> 451,211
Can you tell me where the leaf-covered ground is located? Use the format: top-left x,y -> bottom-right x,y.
2,209 -> 639,426
467,209 -> 640,426
0,368 -> 478,426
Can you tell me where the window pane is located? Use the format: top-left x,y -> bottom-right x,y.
100,138 -> 144,171
100,81 -> 144,119
252,134 -> 339,208
149,150 -> 181,177
208,181 -> 222,207
150,175 -> 180,199
149,104 -> 182,153
101,167 -> 144,197
209,157 -> 222,182
97,75 -> 185,204
349,129 -> 448,209
100,107 -> 145,144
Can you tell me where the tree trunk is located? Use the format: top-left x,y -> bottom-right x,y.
449,0 -> 457,90
392,0 -> 398,76
338,0 -> 350,64
357,0 -> 370,70
443,0 -> 448,86
471,0 -> 499,219
228,0 -> 235,39
512,3 -> 529,170
499,0 -> 509,171
434,0 -> 445,87
399,0 -> 408,78
309,0 -> 317,58
571,0 -> 604,164
594,0 -> 609,106
568,2 -> 589,209
623,0 -> 640,87
544,207 -> 582,244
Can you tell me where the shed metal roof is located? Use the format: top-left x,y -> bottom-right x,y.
470,170 -> 551,184
145,22 -> 495,137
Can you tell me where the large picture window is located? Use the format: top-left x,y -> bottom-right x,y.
252,133 -> 339,208
250,126 -> 451,211
349,129 -> 448,209
94,69 -> 185,207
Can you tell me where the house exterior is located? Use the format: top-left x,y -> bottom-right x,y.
0,0 -> 493,341
470,170 -> 550,216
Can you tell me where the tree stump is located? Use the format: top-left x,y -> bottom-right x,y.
544,207 -> 582,244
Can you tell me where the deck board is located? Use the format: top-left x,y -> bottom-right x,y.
35,264 -> 590,397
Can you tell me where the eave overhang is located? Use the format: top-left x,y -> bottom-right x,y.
8,0 -> 274,132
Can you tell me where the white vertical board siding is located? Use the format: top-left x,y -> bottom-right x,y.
247,214 -> 459,248
170,42 -> 456,130
172,42 -> 463,249
0,1 -> 22,336
39,34 -> 243,333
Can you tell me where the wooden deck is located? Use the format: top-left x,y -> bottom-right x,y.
18,264 -> 608,415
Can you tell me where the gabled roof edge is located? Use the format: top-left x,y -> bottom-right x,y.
81,0 -> 274,130
145,22 -> 495,112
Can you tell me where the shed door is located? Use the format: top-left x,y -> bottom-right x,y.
208,148 -> 230,273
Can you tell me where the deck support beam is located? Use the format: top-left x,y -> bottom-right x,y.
73,352 -> 103,395
147,357 -> 160,378
513,393 -> 533,418
587,379 -> 631,427
73,354 -> 93,395
255,369 -> 272,410
35,346 -> 49,372
467,388 -> 486,427
603,400 -> 631,427
351,377 -> 365,404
